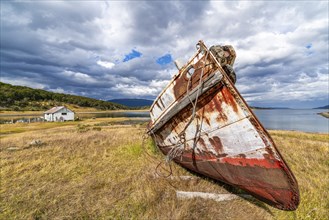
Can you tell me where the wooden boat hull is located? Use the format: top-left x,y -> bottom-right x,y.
148,41 -> 299,210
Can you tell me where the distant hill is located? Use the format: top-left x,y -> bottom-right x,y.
313,105 -> 329,109
0,82 -> 129,111
109,99 -> 153,107
250,106 -> 290,110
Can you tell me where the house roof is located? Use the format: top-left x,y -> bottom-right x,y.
44,106 -> 65,114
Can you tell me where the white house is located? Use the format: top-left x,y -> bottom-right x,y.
44,106 -> 75,122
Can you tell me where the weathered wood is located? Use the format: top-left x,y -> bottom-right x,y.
148,71 -> 223,133
154,175 -> 197,180
176,191 -> 251,202
149,40 -> 300,211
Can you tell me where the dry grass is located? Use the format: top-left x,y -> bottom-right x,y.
0,120 -> 328,219
0,118 -> 144,136
269,130 -> 329,220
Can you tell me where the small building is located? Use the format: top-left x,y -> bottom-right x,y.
44,106 -> 74,122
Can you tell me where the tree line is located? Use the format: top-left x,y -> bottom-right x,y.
0,82 -> 129,111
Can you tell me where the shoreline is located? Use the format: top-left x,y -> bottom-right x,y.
1,110 -> 327,133
1,117 -> 327,135
0,109 -> 149,117
318,111 -> 329,119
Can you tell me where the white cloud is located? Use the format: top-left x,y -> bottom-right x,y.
0,77 -> 46,89
97,60 -> 115,69
48,87 -> 65,93
112,84 -> 161,97
61,70 -> 97,83
1,1 -> 328,107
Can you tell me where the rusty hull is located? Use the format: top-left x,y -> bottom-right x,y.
148,41 -> 299,211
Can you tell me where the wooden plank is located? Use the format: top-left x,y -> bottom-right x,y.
176,191 -> 251,202
148,71 -> 223,133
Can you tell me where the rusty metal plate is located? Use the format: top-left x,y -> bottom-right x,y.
148,40 -> 299,211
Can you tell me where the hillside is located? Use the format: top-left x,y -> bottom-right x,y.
314,105 -> 329,109
109,99 -> 153,107
0,82 -> 129,111
250,106 -> 290,110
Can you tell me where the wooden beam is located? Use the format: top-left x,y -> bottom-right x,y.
176,191 -> 251,202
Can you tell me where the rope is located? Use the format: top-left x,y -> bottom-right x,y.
144,44 -> 210,178
141,129 -> 175,178
165,49 -> 210,163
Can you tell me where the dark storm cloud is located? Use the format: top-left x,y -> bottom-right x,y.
0,1 -> 328,108
128,1 -> 210,45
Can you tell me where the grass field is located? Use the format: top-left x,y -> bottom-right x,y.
0,118 -> 328,219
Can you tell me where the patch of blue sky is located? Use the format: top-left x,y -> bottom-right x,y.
123,49 -> 142,62
305,43 -> 312,49
156,54 -> 172,65
304,43 -> 314,56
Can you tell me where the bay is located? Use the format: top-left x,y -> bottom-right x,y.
83,109 -> 329,133
76,111 -> 150,119
252,109 -> 328,133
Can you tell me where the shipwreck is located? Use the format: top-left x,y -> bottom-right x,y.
147,40 -> 299,210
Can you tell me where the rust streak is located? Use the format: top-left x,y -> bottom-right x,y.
213,96 -> 228,122
238,153 -> 246,158
173,55 -> 217,100
221,86 -> 239,113
208,136 -> 224,153
220,157 -> 281,169
204,116 -> 210,125
198,137 -> 207,148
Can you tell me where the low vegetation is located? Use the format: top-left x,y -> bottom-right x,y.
318,111 -> 329,119
0,82 -> 128,111
1,119 -> 328,219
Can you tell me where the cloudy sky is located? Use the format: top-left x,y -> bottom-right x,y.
1,1 -> 328,108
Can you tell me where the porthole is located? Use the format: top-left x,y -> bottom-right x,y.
185,65 -> 195,79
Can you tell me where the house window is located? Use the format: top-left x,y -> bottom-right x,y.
62,113 -> 67,115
